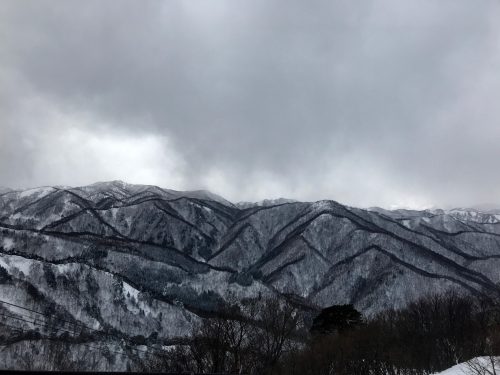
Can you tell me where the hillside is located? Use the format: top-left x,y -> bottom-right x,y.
1,181 -> 500,369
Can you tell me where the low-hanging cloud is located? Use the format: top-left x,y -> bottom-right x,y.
1,0 -> 499,208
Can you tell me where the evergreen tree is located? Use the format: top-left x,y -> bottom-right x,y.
310,304 -> 363,335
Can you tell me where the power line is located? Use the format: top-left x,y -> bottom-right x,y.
0,299 -> 99,333
0,298 -> 157,350
0,311 -> 80,336
0,319 -> 134,358
0,299 -> 168,358
0,314 -> 151,358
0,320 -> 24,333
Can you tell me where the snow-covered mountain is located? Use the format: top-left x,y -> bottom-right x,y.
236,197 -> 297,209
1,181 -> 500,369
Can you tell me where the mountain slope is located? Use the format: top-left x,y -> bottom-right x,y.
1,181 -> 499,369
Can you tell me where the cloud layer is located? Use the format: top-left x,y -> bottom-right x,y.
1,0 -> 500,208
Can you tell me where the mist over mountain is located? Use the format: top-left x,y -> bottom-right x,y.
1,181 -> 499,370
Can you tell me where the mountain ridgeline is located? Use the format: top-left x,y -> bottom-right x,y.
1,181 -> 500,370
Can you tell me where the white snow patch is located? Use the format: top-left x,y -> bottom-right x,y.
138,300 -> 153,316
123,281 -> 140,300
401,219 -> 411,228
122,281 -> 158,317
433,362 -> 468,375
0,254 -> 32,275
312,200 -> 334,210
0,256 -> 10,270
433,357 -> 499,374
2,238 -> 14,250
11,257 -> 31,275
125,216 -> 132,228
19,186 -> 53,198
11,212 -> 35,221
55,263 -> 76,273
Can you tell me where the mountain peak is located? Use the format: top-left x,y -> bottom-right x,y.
236,197 -> 297,209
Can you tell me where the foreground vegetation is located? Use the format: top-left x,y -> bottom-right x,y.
1,291 -> 499,374
135,292 -> 500,374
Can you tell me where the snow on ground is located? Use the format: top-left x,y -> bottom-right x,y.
122,281 -> 140,300
2,237 -> 14,250
433,357 -> 499,374
19,186 -> 54,199
0,254 -> 32,275
433,362 -> 468,375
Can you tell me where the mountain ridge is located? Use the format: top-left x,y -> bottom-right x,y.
1,181 -> 500,369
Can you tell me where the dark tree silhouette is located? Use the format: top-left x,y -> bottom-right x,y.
310,304 -> 363,335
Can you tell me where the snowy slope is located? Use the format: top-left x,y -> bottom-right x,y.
434,357 -> 499,374
1,182 -> 500,369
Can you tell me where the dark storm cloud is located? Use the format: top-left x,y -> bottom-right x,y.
1,0 -> 500,208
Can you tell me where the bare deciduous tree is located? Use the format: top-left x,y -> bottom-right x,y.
466,356 -> 499,375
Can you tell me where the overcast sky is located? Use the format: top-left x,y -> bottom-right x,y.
1,0 -> 499,208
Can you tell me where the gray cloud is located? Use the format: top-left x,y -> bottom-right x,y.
1,0 -> 500,208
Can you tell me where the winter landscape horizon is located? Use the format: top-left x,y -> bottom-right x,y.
2,0 -> 500,373
1,180 -> 500,373
5,179 -> 500,215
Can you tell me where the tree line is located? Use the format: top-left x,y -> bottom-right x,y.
1,291 -> 499,373
141,292 -> 500,375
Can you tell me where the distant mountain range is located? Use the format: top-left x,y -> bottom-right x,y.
1,181 -> 499,369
